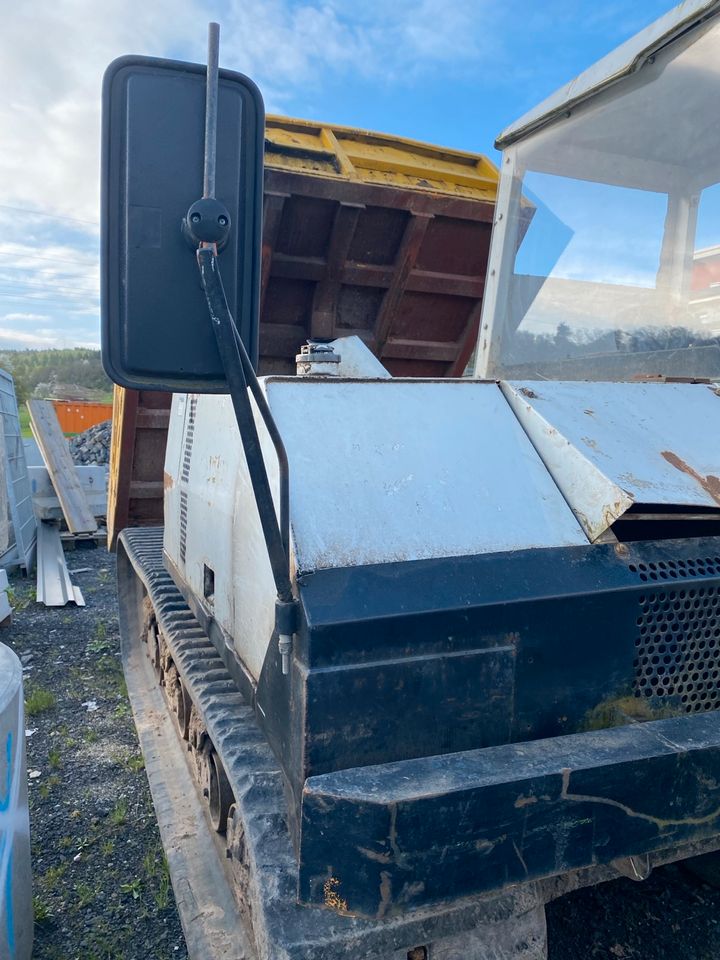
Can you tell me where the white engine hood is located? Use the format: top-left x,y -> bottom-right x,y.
502,380 -> 720,541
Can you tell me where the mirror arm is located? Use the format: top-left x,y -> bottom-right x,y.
197,246 -> 294,614
230,322 -> 291,563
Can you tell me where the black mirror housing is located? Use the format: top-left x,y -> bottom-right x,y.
101,56 -> 264,392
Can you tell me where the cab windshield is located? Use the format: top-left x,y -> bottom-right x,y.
484,17 -> 720,381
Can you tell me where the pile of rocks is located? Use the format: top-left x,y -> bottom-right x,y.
68,420 -> 111,465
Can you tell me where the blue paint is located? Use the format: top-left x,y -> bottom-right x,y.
5,849 -> 15,959
0,732 -> 11,812
0,731 -> 16,957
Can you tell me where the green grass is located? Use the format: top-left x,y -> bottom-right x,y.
109,797 -> 128,827
154,865 -> 171,911
18,403 -> 32,439
33,895 -> 53,924
7,585 -> 33,611
142,843 -> 161,878
120,877 -> 141,900
40,864 -> 67,889
38,775 -> 61,800
75,880 -> 102,909
125,753 -> 145,774
25,685 -> 56,716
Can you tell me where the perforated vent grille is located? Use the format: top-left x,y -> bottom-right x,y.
628,556 -> 720,583
180,396 -> 198,483
179,490 -> 188,564
634,586 -> 720,712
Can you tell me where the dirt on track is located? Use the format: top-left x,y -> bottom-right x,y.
7,542 -> 720,960
6,545 -> 188,960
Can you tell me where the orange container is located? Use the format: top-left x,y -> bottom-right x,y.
52,400 -> 113,435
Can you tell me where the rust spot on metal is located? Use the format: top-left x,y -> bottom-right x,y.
519,387 -> 538,399
323,876 -> 348,912
661,451 -> 720,506
377,870 -> 392,919
357,845 -> 392,864
576,495 -> 631,543
163,471 -> 174,492
514,794 -> 538,809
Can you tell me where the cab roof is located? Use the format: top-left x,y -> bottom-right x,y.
497,0 -> 720,148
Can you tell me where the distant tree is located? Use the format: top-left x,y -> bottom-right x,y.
0,349 -> 111,402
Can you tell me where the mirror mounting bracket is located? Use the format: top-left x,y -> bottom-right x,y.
183,197 -> 231,249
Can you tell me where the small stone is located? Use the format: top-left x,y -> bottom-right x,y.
69,420 -> 111,466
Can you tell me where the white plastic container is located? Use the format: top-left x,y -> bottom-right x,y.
0,642 -> 32,960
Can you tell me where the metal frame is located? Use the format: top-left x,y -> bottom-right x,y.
35,521 -> 85,607
474,2 -> 720,381
0,369 -> 36,572
473,149 -> 521,379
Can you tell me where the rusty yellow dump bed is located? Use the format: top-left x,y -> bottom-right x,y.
261,116 -> 500,377
109,119 -> 500,545
264,117 -> 499,203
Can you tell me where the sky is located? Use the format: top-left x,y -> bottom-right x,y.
0,0 -> 677,351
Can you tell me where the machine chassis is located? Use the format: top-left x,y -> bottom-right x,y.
118,526 -> 720,960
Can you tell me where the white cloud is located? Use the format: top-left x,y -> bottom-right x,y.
0,0 -> 497,349
1,313 -> 52,326
0,0 -> 495,224
0,326 -> 58,347
0,1 -> 204,224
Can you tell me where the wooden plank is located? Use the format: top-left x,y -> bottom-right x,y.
260,323 -> 311,358
135,408 -> 171,430
28,399 -> 98,535
310,202 -> 364,339
271,255 -> 485,298
375,212 -> 432,353
264,168 -> 496,222
107,385 -> 136,548
261,193 -> 288,315
448,299 -> 486,377
381,339 -> 459,362
128,481 -> 165,499
107,387 -> 171,550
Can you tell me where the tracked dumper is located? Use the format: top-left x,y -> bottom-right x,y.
104,5 -> 720,958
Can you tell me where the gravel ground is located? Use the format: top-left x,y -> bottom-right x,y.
548,861 -> 720,958
5,545 -> 188,960
5,541 -> 720,960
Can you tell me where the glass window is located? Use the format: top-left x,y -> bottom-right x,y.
486,18 -> 720,381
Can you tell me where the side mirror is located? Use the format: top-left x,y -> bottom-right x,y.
101,55 -> 264,391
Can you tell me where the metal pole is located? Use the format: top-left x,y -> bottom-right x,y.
203,22 -> 220,199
